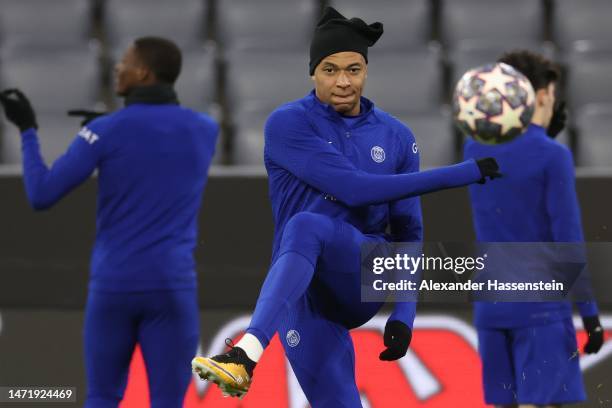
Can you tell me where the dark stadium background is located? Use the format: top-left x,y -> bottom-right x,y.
0,0 -> 611,407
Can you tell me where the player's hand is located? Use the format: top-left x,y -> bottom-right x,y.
476,157 -> 502,184
379,320 -> 412,361
583,315 -> 604,354
0,88 -> 38,132
547,101 -> 567,139
67,109 -> 107,126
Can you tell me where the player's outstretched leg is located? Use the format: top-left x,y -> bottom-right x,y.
192,212 -> 336,397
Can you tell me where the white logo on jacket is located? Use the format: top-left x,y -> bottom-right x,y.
371,146 -> 386,163
286,330 -> 300,347
78,126 -> 99,145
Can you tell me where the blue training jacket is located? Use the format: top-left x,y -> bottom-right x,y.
264,90 -> 484,327
464,124 -> 598,328
20,102 -> 219,292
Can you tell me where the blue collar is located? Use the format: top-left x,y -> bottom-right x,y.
305,90 -> 379,125
528,123 -> 547,135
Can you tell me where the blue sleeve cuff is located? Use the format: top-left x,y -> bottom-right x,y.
20,127 -> 38,138
577,301 -> 599,318
389,302 -> 417,329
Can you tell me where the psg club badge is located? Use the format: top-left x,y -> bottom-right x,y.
371,146 -> 386,163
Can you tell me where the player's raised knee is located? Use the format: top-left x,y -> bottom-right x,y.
284,212 -> 332,237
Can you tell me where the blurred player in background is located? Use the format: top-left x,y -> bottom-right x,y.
0,37 -> 218,407
464,50 -> 604,407
192,7 -> 501,405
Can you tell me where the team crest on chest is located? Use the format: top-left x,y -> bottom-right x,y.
286,329 -> 300,347
370,146 -> 386,163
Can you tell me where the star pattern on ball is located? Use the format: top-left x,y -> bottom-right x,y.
489,98 -> 525,135
518,77 -> 535,106
478,65 -> 517,95
457,96 -> 487,130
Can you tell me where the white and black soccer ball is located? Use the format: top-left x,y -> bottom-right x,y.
453,62 -> 536,145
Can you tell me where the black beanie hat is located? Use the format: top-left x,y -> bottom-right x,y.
309,7 -> 383,75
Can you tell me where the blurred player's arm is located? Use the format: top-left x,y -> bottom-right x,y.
21,127 -> 102,210
388,126 -> 423,243
380,127 -> 422,361
0,89 -> 103,210
545,146 -> 603,353
264,107 -> 495,207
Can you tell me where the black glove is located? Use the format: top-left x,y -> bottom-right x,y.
476,157 -> 502,184
0,88 -> 38,132
583,315 -> 604,354
67,109 -> 107,127
547,101 -> 567,139
379,320 -> 412,361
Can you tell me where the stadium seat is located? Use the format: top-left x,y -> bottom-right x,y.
175,50 -> 224,165
0,46 -> 100,114
566,45 -> 612,110
226,49 -> 312,165
0,0 -> 92,48
232,112 -> 267,165
439,0 -> 544,48
0,45 -> 101,163
553,0 -> 612,49
575,104 -> 612,167
225,49 -> 313,115
175,50 -> 218,112
365,47 -> 443,116
215,0 -> 317,51
223,48 -> 304,165
105,0 -> 208,49
328,0 -> 432,50
400,112 -> 456,167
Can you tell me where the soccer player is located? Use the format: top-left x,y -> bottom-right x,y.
464,50 -> 604,407
192,7 -> 501,405
0,37 -> 218,407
